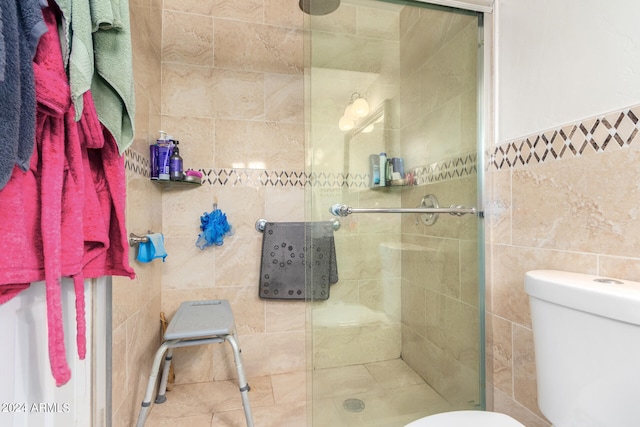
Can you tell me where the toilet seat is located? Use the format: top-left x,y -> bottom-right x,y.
405,410 -> 525,427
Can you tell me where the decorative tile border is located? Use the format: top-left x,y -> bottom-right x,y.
124,149 -> 150,178
491,104 -> 640,170
124,150 -> 477,188
198,168 -> 307,187
411,153 -> 477,186
126,105 -> 640,179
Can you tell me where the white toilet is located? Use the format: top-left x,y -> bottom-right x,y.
406,270 -> 640,427
405,410 -> 524,427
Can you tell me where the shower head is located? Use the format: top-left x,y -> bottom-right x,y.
299,0 -> 340,16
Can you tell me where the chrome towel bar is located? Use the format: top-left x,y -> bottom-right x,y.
255,218 -> 341,233
329,194 -> 477,227
329,204 -> 476,216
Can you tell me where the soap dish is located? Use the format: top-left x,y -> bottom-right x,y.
183,175 -> 201,184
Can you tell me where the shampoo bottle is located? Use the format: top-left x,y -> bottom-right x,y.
379,152 -> 387,187
157,131 -> 171,181
369,154 -> 380,186
391,157 -> 405,178
150,141 -> 159,180
169,141 -> 184,181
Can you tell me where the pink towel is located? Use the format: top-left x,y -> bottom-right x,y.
37,5 -> 84,386
82,125 -> 135,280
75,91 -> 136,359
0,4 -> 134,387
76,86 -> 134,275
0,283 -> 30,305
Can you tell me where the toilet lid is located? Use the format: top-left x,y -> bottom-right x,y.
405,410 -> 526,427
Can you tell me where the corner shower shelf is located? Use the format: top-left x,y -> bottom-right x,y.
369,184 -> 411,190
151,179 -> 202,190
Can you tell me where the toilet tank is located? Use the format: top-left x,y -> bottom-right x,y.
525,270 -> 640,427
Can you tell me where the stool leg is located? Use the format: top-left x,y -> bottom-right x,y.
225,333 -> 254,427
136,341 -> 171,427
155,348 -> 174,403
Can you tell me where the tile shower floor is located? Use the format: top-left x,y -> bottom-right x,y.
146,358 -> 452,427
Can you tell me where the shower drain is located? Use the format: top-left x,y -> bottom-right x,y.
342,398 -> 365,413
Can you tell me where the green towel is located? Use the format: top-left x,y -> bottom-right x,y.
55,0 -> 94,121
91,0 -> 135,154
55,0 -> 135,153
90,0 -> 123,31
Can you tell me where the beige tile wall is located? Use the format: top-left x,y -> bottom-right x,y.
399,7 -> 477,168
111,1 -> 164,426
158,0 -> 307,386
488,105 -> 640,426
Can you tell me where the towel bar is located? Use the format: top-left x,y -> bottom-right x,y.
129,232 -> 152,246
329,203 -> 477,216
254,218 -> 341,233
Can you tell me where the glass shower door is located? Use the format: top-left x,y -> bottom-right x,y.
305,1 -> 484,426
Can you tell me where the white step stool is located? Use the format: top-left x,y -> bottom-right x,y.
136,300 -> 254,427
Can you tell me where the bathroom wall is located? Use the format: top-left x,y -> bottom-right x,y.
398,6 -> 480,407
111,0 -> 164,425
489,0 -> 640,425
157,0 -> 308,396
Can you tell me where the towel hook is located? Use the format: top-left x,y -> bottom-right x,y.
129,231 -> 154,246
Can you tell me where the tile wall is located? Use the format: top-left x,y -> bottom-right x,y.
111,0 -> 164,426
488,105 -> 640,426
157,0 -> 307,390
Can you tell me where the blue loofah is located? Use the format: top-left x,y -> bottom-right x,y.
196,208 -> 232,249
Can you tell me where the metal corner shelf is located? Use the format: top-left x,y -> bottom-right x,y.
151,179 -> 202,189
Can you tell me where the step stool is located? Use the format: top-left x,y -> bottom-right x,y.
136,300 -> 254,427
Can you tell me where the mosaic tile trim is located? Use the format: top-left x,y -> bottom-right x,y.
124,149 -> 477,187
124,149 -> 150,178
410,153 -> 477,186
198,168 -> 308,187
491,104 -> 640,170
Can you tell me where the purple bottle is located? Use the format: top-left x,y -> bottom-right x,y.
157,143 -> 171,180
150,143 -> 159,179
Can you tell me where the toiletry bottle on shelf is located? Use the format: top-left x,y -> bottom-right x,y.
369,154 -> 380,186
391,157 -> 405,178
379,152 -> 387,187
150,139 -> 159,180
157,130 -> 171,181
169,141 -> 184,181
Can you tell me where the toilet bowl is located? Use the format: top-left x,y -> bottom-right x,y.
404,410 -> 525,427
